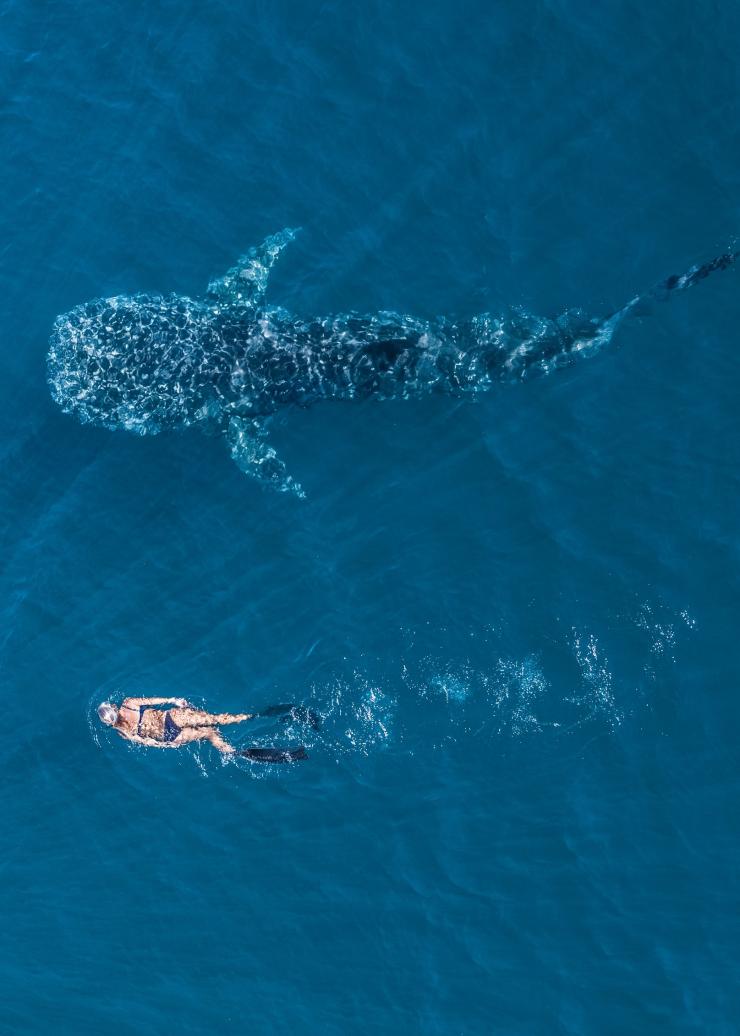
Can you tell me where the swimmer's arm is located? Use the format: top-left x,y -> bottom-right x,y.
121,696 -> 189,708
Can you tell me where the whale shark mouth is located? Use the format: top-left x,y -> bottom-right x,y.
48,300 -> 151,434
47,294 -> 227,435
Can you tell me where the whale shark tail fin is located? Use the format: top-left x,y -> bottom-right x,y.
227,415 -> 305,497
603,246 -> 739,331
207,227 -> 300,310
650,248 -> 739,301
512,246 -> 738,382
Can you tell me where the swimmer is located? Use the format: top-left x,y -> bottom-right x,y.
97,696 -> 308,762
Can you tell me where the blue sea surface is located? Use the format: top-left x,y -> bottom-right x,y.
2,1 -> 740,1032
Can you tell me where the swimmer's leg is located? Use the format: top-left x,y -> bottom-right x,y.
209,712 -> 254,725
170,708 -> 253,727
175,726 -> 308,762
175,727 -> 236,753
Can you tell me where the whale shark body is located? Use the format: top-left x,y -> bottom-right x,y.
48,229 -> 736,495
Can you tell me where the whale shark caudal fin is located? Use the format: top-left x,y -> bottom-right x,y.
599,247 -> 739,334
207,227 -> 300,310
227,415 -> 304,497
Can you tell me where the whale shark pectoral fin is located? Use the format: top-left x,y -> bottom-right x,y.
227,416 -> 305,498
207,227 -> 300,309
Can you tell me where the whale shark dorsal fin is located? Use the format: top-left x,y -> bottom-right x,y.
227,415 -> 304,497
207,227 -> 300,309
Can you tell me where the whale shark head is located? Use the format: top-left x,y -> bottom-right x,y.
46,229 -> 307,495
47,230 -> 301,442
47,293 -> 230,435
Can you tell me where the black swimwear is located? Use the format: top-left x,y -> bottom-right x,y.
163,713 -> 182,742
138,705 -> 182,743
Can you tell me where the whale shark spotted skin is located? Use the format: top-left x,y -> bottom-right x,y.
47,229 -> 736,496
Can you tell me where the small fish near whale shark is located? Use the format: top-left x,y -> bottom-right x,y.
48,229 -> 736,496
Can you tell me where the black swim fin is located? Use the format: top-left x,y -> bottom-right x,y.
257,703 -> 295,718
258,704 -> 322,730
237,746 -> 308,763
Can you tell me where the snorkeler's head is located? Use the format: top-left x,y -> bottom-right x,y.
97,702 -> 119,726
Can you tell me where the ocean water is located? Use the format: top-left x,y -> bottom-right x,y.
2,1 -> 740,1032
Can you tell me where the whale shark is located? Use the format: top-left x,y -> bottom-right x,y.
47,229 -> 736,496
